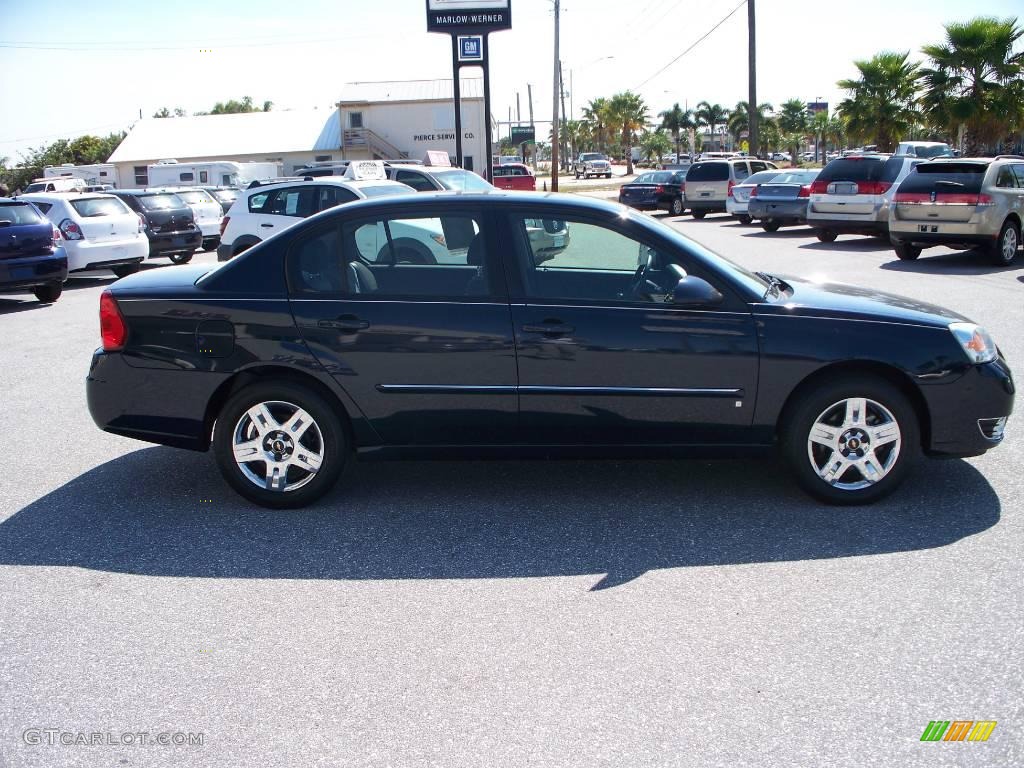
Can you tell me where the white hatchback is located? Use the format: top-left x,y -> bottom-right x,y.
18,193 -> 148,277
150,187 -> 223,251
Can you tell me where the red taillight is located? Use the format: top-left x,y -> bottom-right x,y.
655,184 -> 665,194
810,180 -> 829,195
894,192 -> 930,203
99,290 -> 127,351
895,192 -> 992,205
60,218 -> 83,240
976,193 -> 995,206
798,184 -> 811,198
51,225 -> 62,248
749,186 -> 758,198
727,180 -> 735,197
855,181 -> 892,196
137,213 -> 147,232
219,216 -> 229,237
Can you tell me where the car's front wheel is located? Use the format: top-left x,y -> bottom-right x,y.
762,221 -> 780,233
33,284 -> 62,303
737,214 -> 752,225
990,219 -> 1020,266
671,197 -> 684,216
213,382 -> 348,508
112,264 -> 141,278
168,252 -> 193,264
816,229 -> 838,243
783,375 -> 919,505
692,210 -> 706,220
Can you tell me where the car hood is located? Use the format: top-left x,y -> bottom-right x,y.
759,276 -> 970,328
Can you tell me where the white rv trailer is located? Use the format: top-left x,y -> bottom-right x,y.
43,163 -> 118,187
146,160 -> 282,189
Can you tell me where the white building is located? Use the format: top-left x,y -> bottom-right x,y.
337,79 -> 490,174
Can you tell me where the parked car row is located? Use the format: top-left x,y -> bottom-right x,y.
619,151 -> 1023,266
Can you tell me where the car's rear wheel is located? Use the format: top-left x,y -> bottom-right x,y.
816,229 -> 838,243
782,375 -> 919,505
989,219 -> 1019,266
213,382 -> 347,509
112,264 -> 141,278
894,243 -> 921,260
168,252 -> 193,264
762,221 -> 780,233
737,214 -> 752,225
605,173 -> 612,179
692,210 -> 706,220
33,284 -> 62,303
671,197 -> 684,216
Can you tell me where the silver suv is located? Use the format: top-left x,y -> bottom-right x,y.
684,157 -> 777,219
889,156 -> 1024,265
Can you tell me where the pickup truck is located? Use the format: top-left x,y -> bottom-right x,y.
573,153 -> 612,179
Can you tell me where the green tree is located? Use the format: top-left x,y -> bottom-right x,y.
658,103 -> 695,161
206,96 -> 272,115
608,91 -> 649,174
727,101 -> 774,146
638,129 -> 672,164
920,16 -> 1024,155
581,97 -> 612,153
153,107 -> 187,118
836,51 -> 920,152
695,101 -> 728,150
777,100 -> 809,163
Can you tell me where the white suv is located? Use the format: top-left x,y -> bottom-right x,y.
150,187 -> 223,252
217,170 -> 415,261
18,192 -> 148,277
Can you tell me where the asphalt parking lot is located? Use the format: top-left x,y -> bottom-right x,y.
1,217 -> 1021,767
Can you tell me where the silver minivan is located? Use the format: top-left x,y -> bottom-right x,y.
684,158 -> 777,219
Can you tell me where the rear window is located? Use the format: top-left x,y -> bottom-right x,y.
686,162 -> 730,182
768,170 -> 820,184
137,194 -> 185,211
69,197 -> 130,217
742,170 -> 782,185
896,163 -> 987,195
24,183 -> 49,193
211,189 -> 238,203
174,190 -> 217,205
580,153 -> 605,161
816,157 -> 893,183
0,202 -> 45,225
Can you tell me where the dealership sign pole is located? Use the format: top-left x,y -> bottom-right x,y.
426,0 -> 511,182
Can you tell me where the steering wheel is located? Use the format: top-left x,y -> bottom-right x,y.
620,247 -> 655,300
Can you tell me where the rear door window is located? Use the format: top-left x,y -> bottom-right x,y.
996,166 -> 1018,188
138,194 -> 185,211
394,170 -> 437,192
686,162 -> 730,182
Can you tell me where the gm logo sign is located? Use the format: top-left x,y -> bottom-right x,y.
458,35 -> 484,62
920,720 -> 997,742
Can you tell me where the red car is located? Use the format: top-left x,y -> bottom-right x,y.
492,163 -> 536,191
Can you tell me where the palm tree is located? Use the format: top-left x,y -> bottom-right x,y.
836,51 -> 920,152
920,16 -> 1024,155
727,101 -> 774,148
639,129 -> 672,164
695,101 -> 728,150
776,99 -> 809,162
608,91 -> 649,175
581,97 -> 612,154
658,103 -> 695,161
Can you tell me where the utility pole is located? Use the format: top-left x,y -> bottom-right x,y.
528,83 -> 537,172
747,0 -> 758,158
551,0 -> 560,191
559,60 -> 569,171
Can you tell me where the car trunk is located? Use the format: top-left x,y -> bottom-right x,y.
620,184 -> 661,202
0,221 -> 53,258
754,183 -> 804,201
69,198 -> 139,243
145,207 -> 196,234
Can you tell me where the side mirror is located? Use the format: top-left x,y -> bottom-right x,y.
671,275 -> 723,307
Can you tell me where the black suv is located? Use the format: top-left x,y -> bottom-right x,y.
110,190 -> 202,264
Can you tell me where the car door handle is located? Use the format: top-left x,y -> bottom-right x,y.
260,223 -> 274,228
522,321 -> 575,336
318,315 -> 369,332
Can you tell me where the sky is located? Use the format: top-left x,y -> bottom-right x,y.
1,0 -> 1022,162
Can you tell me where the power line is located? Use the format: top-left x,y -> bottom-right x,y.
633,0 -> 747,90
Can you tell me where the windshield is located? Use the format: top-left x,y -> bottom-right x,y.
581,153 -> 606,161
358,184 -> 417,198
910,144 -> 953,158
432,170 -> 494,192
69,197 -> 130,217
174,190 -> 217,205
210,189 -> 238,203
686,162 -> 730,182
137,193 -> 186,211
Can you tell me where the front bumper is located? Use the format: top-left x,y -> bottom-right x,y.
581,166 -> 610,175
806,217 -> 888,235
749,199 -> 808,222
0,251 -> 68,291
146,229 -> 202,258
922,357 -> 1014,457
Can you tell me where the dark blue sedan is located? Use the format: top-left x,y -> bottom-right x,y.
86,192 -> 1013,508
0,197 -> 67,303
618,171 -> 687,215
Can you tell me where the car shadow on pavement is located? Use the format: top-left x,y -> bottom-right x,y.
799,238 -> 894,253
880,250 -> 1024,275
742,228 -> 815,238
0,298 -> 52,315
0,447 -> 1000,590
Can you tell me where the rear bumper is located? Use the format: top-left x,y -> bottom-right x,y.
619,196 -> 659,210
0,252 -> 68,291
64,236 -> 148,271
87,350 -> 227,451
749,199 -> 808,222
725,197 -> 749,215
686,199 -> 727,213
146,230 -> 202,258
807,218 -> 888,235
922,357 -> 1014,457
889,226 -> 996,249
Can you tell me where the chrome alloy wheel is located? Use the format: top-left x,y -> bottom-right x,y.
231,400 -> 324,492
806,397 -> 902,491
1002,226 -> 1018,262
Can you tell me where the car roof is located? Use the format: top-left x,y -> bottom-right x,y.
111,189 -> 179,195
242,177 -> 411,196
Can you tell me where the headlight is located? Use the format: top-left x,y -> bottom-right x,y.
949,322 -> 998,364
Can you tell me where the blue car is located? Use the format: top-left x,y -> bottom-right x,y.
0,197 -> 68,303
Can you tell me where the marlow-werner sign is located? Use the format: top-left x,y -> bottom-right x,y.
426,0 -> 511,32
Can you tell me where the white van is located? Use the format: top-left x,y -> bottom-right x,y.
24,177 -> 86,193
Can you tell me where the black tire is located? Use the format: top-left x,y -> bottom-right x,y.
670,197 -> 684,216
233,242 -> 255,257
605,173 -> 612,179
112,264 -> 141,278
388,239 -> 436,265
989,218 -> 1020,266
894,243 -> 921,261
168,252 -> 193,264
574,172 -> 580,179
213,381 -> 348,509
816,229 -> 838,243
762,221 -> 781,233
202,238 -> 220,252
33,284 -> 62,303
692,210 -> 706,220
737,214 -> 752,225
782,375 -> 919,505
